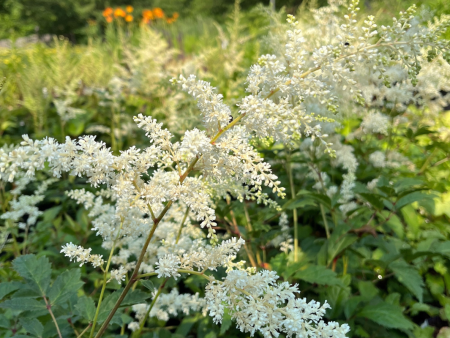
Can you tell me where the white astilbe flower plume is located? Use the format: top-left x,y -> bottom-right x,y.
156,254 -> 181,279
131,289 -> 207,323
60,242 -> 104,268
205,269 -> 350,338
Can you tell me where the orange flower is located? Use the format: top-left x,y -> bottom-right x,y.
125,14 -> 133,22
142,9 -> 153,20
173,12 -> 179,19
106,16 -> 113,23
166,18 -> 174,24
114,8 -> 126,17
126,5 -> 133,13
102,7 -> 113,17
152,7 -> 164,19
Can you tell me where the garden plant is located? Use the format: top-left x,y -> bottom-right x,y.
1,1 -> 450,338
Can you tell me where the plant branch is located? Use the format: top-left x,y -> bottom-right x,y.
89,220 -> 124,338
44,296 -> 63,338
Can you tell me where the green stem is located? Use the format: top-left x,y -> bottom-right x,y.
134,279 -> 168,337
210,113 -> 246,144
94,215 -> 161,338
286,154 -> 298,262
77,323 -> 92,338
111,106 -> 117,154
44,296 -> 63,338
89,221 -> 124,338
176,207 -> 190,244
136,272 -> 158,279
320,204 -> 330,239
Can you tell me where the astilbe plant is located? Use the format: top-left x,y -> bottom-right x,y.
1,1 -> 450,337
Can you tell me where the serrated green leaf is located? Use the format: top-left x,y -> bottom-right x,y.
96,289 -> 150,323
0,297 -> 46,311
12,254 -> 52,296
396,191 -> 432,210
434,241 -> 450,258
122,289 -> 151,307
0,314 -> 9,328
293,265 -> 343,286
48,269 -> 83,306
390,260 -> 424,302
358,281 -> 379,301
393,178 -> 425,193
75,296 -> 96,321
19,317 -> 44,337
344,296 -> 362,319
358,302 -> 414,330
327,235 -> 357,264
0,281 -> 22,300
384,213 -> 404,239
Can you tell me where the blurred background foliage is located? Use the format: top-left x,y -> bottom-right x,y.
1,0 -> 449,41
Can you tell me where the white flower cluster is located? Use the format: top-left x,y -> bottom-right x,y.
369,150 -> 412,169
60,242 -> 105,268
155,254 -> 181,279
361,112 -> 390,135
110,266 -> 128,283
128,288 -> 207,329
270,212 -> 293,253
205,269 -> 350,338
0,178 -> 57,230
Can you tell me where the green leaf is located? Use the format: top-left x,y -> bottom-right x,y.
122,289 -> 151,307
358,281 -> 379,301
396,191 -> 432,210
97,289 -> 149,323
141,280 -> 154,292
75,296 -> 96,321
220,308 -> 232,335
445,304 -> 450,322
359,193 -> 385,210
344,296 -> 362,319
434,241 -> 450,258
0,281 -> 22,300
384,213 -> 404,239
19,317 -> 44,337
0,314 -> 9,328
393,178 -> 425,193
293,265 -> 343,287
97,291 -> 120,323
175,315 -> 201,336
309,193 -> 332,209
390,260 -> 424,302
358,302 -> 414,330
42,206 -> 62,222
12,254 -> 52,296
0,298 -> 46,311
282,196 -> 316,210
327,235 -> 357,264
48,269 -> 83,306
